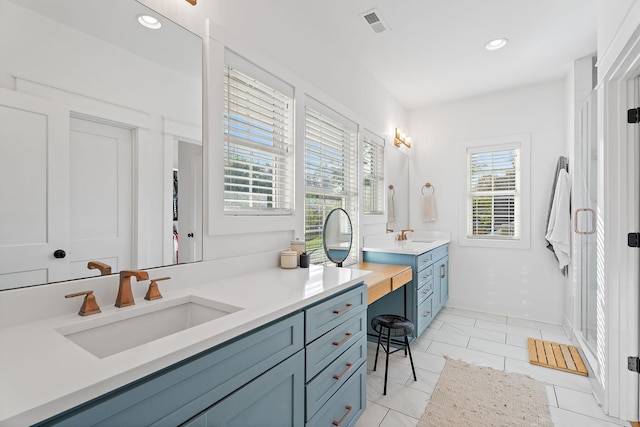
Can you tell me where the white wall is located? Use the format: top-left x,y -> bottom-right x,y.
408,80 -> 568,323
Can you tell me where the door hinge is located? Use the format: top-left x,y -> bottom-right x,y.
628,108 -> 640,123
629,233 -> 640,248
629,357 -> 640,373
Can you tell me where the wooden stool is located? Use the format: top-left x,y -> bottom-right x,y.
371,314 -> 417,395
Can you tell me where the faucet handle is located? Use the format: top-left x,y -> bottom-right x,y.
145,277 -> 170,301
65,290 -> 101,316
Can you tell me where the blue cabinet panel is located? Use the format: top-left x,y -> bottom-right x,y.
182,351 -> 305,427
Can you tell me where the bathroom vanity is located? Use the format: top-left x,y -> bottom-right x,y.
0,265 -> 370,426
363,233 -> 450,339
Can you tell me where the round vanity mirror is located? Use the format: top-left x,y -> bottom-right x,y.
322,208 -> 353,267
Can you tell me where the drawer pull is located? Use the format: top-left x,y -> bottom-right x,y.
332,405 -> 353,426
333,362 -> 354,380
421,257 -> 431,263
423,311 -> 431,317
440,264 -> 446,278
332,332 -> 353,346
333,303 -> 353,315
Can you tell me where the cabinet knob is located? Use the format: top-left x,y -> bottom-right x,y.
53,249 -> 66,259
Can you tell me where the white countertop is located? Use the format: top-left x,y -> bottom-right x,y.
362,230 -> 450,255
0,265 -> 370,426
362,239 -> 449,255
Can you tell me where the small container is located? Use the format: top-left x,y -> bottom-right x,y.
280,250 -> 298,269
299,252 -> 310,268
290,239 -> 306,266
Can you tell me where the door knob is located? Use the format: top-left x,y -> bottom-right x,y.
53,249 -> 66,259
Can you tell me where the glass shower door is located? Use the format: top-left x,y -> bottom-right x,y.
576,90 -> 598,355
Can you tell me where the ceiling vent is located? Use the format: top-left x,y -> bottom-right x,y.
360,8 -> 389,34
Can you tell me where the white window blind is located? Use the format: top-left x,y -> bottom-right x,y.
223,64 -> 293,214
363,133 -> 384,215
304,104 -> 358,266
466,145 -> 520,239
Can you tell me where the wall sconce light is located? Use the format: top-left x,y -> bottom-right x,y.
394,128 -> 412,148
185,0 -> 196,5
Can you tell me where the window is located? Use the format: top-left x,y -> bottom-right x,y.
459,134 -> 530,249
304,101 -> 358,265
223,54 -> 294,214
362,132 -> 385,215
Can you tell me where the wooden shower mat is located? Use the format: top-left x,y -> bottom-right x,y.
528,338 -> 588,376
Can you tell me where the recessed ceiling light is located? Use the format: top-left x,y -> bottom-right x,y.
137,15 -> 162,30
485,38 -> 508,51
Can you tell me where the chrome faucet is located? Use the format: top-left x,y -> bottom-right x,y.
399,229 -> 414,241
115,270 -> 149,308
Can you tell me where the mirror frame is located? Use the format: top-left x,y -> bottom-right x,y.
322,208 -> 353,267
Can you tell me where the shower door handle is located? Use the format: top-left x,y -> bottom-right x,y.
574,208 -> 596,235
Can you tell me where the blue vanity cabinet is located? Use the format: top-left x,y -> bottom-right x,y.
364,244 -> 449,338
35,283 -> 369,427
36,312 -> 305,427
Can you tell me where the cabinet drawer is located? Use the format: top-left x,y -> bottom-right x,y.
416,251 -> 435,271
305,284 -> 367,344
416,265 -> 434,289
417,281 -> 433,305
306,339 -> 366,420
306,310 -> 366,380
430,245 -> 448,263
416,296 -> 434,335
391,268 -> 412,291
306,363 -> 366,427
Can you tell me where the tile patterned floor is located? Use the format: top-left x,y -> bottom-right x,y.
355,307 -> 632,427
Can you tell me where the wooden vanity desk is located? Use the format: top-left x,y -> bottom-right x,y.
353,262 -> 413,305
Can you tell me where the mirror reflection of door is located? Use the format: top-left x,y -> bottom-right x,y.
0,93 -> 133,288
0,90 -> 69,289
175,140 -> 202,264
68,116 -> 133,279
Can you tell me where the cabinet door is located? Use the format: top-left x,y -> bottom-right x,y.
183,351 -> 305,427
434,256 -> 449,310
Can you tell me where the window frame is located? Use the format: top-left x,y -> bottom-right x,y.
458,133 -> 531,249
304,97 -> 359,266
223,52 -> 294,216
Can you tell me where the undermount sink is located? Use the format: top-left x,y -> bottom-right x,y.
411,239 -> 436,243
57,296 -> 242,358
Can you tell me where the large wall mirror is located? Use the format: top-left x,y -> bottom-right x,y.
386,147 -> 409,231
0,0 -> 203,290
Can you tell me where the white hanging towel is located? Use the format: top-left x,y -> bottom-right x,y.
423,194 -> 437,222
545,169 -> 571,269
387,193 -> 395,222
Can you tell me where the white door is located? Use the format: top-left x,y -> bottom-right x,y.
0,89 -> 70,289
177,140 -> 202,263
68,117 -> 132,279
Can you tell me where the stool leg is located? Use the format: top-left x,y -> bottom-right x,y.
373,328 -> 382,372
405,336 -> 417,381
383,327 -> 391,395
